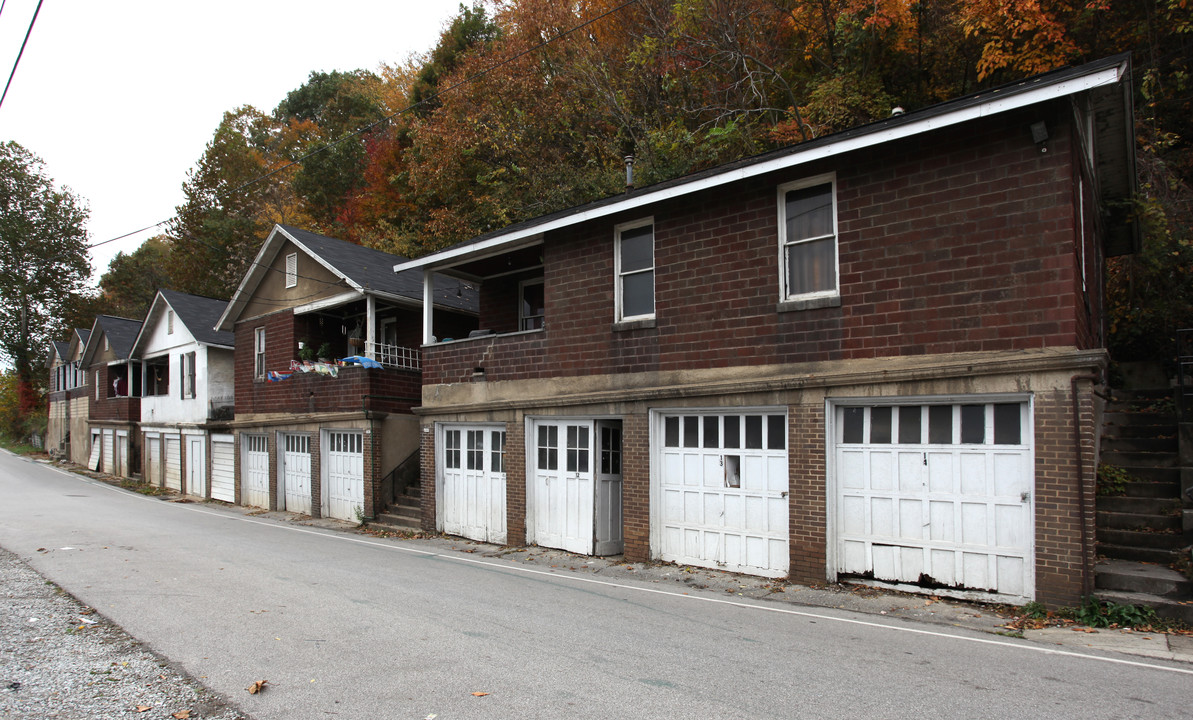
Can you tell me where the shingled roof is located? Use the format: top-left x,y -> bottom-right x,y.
131,290 -> 234,356
80,315 -> 143,366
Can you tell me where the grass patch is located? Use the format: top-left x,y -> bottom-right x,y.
117,479 -> 167,496
0,437 -> 47,456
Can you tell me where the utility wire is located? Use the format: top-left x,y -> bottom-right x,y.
0,0 -> 42,112
87,0 -> 643,251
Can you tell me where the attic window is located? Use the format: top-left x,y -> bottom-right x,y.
167,310 -> 174,334
285,253 -> 298,288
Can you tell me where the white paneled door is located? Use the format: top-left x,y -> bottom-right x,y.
145,435 -> 162,487
832,401 -> 1033,600
281,434 -> 312,515
529,420 -> 623,556
324,431 -> 364,522
164,435 -> 182,491
440,426 -> 507,543
242,434 -> 270,509
656,411 -> 790,578
210,435 -> 235,502
186,435 -> 206,498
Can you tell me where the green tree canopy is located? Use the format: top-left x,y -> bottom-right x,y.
0,141 -> 90,418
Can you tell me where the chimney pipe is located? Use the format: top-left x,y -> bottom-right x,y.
624,155 -> 635,191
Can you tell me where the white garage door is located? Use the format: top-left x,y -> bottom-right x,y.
832,401 -> 1033,600
145,435 -> 162,486
164,435 -> 182,491
102,429 -> 115,474
281,434 -> 312,515
656,411 -> 789,578
186,435 -> 206,498
210,435 -> 236,502
242,434 -> 270,509
441,426 -> 507,543
325,431 -> 364,522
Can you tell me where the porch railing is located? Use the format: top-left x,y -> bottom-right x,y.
366,341 -> 421,371
1178,329 -> 1193,421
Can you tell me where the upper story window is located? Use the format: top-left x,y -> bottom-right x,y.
167,310 -> 174,334
778,174 -> 838,302
615,218 -> 654,321
181,351 -> 197,399
285,253 -> 298,288
519,279 -> 544,331
254,328 -> 266,379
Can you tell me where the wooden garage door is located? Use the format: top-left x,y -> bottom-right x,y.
164,435 -> 182,491
210,435 -> 235,502
833,401 -> 1033,600
325,431 -> 364,522
145,436 -> 162,486
242,434 -> 270,509
657,411 -> 789,578
441,426 -> 507,543
282,434 -> 312,515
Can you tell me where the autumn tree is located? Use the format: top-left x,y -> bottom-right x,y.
0,141 -> 90,435
98,235 -> 176,320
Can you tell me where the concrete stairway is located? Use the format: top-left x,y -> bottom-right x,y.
370,482 -> 422,532
1095,388 -> 1193,623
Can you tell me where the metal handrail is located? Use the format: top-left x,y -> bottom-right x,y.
1178,328 -> 1193,421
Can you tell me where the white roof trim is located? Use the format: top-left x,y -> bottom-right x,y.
292,290 -> 365,315
394,62 -> 1125,273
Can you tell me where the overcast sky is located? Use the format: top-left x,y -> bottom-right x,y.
0,0 -> 461,283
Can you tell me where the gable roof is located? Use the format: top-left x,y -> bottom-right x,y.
216,224 -> 478,331
44,340 -> 71,369
131,289 -> 235,356
396,53 -> 1136,275
80,315 -> 143,367
68,328 -> 90,358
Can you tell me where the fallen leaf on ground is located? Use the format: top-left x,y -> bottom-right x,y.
173,711 -> 192,719
135,706 -> 152,713
472,691 -> 489,697
248,680 -> 268,694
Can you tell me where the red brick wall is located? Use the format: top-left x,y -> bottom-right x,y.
235,311 -> 420,416
87,364 -> 140,421
425,106 -> 1089,385
621,413 -> 650,562
505,420 -> 526,544
788,401 -> 828,585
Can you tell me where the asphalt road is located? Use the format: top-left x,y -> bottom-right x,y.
1,450 -> 1190,720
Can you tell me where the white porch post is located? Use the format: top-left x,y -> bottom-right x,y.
366,294 -> 376,359
423,269 -> 435,345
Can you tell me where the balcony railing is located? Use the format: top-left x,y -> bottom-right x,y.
366,341 -> 421,371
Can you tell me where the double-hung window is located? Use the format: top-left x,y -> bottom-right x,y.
615,218 -> 654,322
254,328 -> 266,380
519,279 -> 544,331
181,351 -> 197,399
778,174 -> 838,302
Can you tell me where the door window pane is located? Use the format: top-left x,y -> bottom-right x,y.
683,416 -> 699,448
567,425 -> 589,473
960,405 -> 985,444
538,425 -> 558,470
491,431 -> 506,473
600,426 -> 622,475
767,415 -> 785,450
929,405 -> 952,444
723,416 -> 740,448
745,416 -> 763,449
869,407 -> 892,444
842,407 -> 864,444
898,406 -> 922,444
994,404 -> 1021,445
466,430 -> 483,470
445,430 -> 461,469
664,416 -> 679,447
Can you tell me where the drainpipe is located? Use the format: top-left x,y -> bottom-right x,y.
1071,372 -> 1103,598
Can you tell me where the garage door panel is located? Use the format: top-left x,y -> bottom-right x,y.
930,500 -> 954,541
658,411 -> 788,577
835,401 -> 1033,600
898,452 -> 921,491
899,499 -> 923,540
870,452 -> 893,490
927,453 -> 953,492
872,497 -> 895,537
961,503 -> 988,545
842,495 -> 865,535
841,451 -> 864,489
960,453 -> 986,495
994,453 -> 1024,496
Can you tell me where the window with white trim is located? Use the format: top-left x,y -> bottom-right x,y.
615,218 -> 654,321
778,174 -> 838,301
254,328 -> 266,379
181,351 -> 197,399
285,253 -> 298,288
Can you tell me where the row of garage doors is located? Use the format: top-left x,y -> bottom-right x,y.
239,430 -> 365,523
437,399 -> 1034,600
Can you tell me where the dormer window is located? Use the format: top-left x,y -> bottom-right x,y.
286,253 -> 298,288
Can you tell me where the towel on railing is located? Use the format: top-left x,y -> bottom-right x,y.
341,355 -> 383,369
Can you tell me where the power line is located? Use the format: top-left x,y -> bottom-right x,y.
87,0 -> 643,251
0,0 -> 42,112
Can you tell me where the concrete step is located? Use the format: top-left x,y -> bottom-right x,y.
1098,543 -> 1185,563
1112,466 -> 1180,484
1099,436 -> 1178,453
1122,481 -> 1181,499
1095,590 -> 1193,625
1097,496 -> 1181,515
1102,411 -> 1177,430
1097,511 -> 1181,532
1097,527 -> 1190,550
1101,423 -> 1179,440
1095,559 -> 1191,597
1107,387 -> 1173,402
1100,450 -> 1178,468
370,512 -> 421,532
